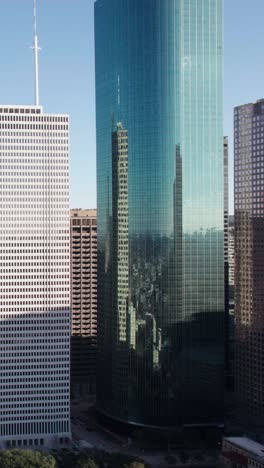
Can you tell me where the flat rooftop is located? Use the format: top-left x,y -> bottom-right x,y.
225,437 -> 264,459
0,105 -> 68,117
71,209 -> 97,218
0,105 -> 43,114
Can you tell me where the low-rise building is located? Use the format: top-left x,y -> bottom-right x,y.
222,437 -> 264,467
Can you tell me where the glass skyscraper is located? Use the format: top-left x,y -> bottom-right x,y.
95,0 -> 224,428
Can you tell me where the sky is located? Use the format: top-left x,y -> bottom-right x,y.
0,1 -> 263,213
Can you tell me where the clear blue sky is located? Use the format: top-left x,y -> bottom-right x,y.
0,1 -> 263,213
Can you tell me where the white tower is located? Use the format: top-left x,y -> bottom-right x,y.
0,1 -> 71,449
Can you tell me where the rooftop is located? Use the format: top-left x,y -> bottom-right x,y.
71,209 -> 97,218
225,437 -> 264,459
0,105 -> 43,114
0,105 -> 69,117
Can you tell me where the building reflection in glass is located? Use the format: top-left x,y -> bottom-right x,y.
95,0 -> 224,428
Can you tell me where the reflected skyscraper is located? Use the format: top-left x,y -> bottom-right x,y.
95,0 -> 224,427
111,123 -> 129,411
112,123 -> 129,344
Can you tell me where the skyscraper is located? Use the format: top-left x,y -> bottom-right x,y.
224,137 -> 229,377
223,142 -> 234,391
71,209 -> 97,398
228,216 -> 235,294
0,1 -> 70,448
227,215 -> 235,392
224,137 -> 229,277
0,105 -> 70,448
95,0 -> 224,428
234,99 -> 264,424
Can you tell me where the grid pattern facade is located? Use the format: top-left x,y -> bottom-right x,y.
95,0 -> 224,427
112,123 -> 128,343
111,123 -> 129,410
0,105 -> 70,448
234,99 -> 264,422
70,209 -> 97,397
224,136 -> 230,378
228,217 -> 235,288
224,137 -> 229,265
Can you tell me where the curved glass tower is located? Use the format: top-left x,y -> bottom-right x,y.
95,0 -> 224,428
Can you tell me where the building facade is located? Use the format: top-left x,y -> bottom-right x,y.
234,99 -> 264,424
0,105 -> 70,448
95,0 -> 224,427
222,437 -> 264,468
224,137 -> 229,270
228,216 -> 235,292
224,137 -> 230,377
70,209 -> 97,397
227,215 -> 235,390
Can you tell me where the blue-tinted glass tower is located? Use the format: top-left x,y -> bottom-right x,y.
95,0 -> 224,428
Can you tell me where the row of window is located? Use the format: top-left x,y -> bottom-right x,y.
0,419 -> 70,437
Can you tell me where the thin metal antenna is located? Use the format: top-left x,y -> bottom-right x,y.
117,74 -> 120,106
32,0 -> 41,106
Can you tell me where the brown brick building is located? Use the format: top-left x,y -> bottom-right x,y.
70,209 -> 97,398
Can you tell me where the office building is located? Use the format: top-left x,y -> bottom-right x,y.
234,99 -> 264,424
95,0 -> 224,427
223,140 -> 234,391
224,137 -> 229,271
224,137 -> 229,377
0,1 -> 70,448
0,105 -> 70,448
70,209 -> 97,397
228,215 -> 235,388
226,214 -> 235,391
228,216 -> 235,292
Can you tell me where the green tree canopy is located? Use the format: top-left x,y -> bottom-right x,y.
0,449 -> 57,468
76,457 -> 99,468
107,453 -> 146,468
126,463 -> 145,468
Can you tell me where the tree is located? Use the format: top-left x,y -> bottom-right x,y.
107,454 -> 146,468
127,463 -> 145,468
76,457 -> 99,468
0,449 -> 57,468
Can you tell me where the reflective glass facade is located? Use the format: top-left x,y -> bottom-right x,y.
95,0 -> 224,427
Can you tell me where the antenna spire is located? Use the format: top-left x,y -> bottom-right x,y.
32,0 -> 41,106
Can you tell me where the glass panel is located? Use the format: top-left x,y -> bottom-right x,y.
95,0 -> 224,427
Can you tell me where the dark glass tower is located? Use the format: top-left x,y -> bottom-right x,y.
95,0 -> 224,428
234,100 -> 264,425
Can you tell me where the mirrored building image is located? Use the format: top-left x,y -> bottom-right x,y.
95,0 -> 224,428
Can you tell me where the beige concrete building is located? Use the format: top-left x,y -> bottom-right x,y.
70,209 -> 97,397
0,105 -> 71,448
